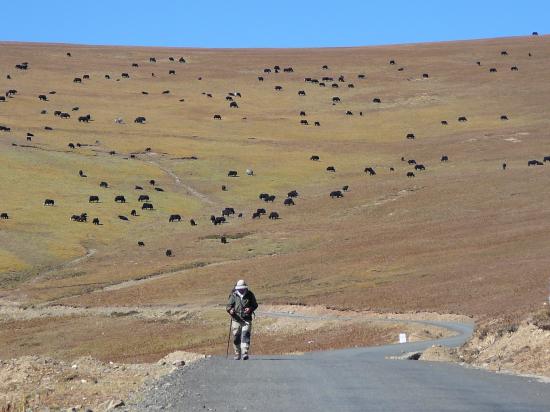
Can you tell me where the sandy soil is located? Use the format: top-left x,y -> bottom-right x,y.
0,351 -> 204,412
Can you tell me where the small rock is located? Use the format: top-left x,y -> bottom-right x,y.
105,399 -> 125,410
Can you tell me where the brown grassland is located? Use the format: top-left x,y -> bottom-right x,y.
0,36 -> 550,365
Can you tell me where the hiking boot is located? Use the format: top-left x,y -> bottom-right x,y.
242,354 -> 249,360
234,353 -> 241,360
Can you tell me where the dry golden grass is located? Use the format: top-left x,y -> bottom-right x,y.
1,36 -> 550,361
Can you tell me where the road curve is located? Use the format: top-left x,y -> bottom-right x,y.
133,318 -> 550,412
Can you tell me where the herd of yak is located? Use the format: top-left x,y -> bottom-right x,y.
1,35 -> 548,257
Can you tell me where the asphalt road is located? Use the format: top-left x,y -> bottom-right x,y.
133,318 -> 550,412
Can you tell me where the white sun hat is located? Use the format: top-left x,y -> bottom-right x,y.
235,279 -> 248,289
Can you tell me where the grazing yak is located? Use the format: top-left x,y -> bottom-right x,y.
221,236 -> 228,244
300,120 -> 309,125
310,155 -> 320,161
190,219 -> 197,226
165,249 -> 172,257
298,90 -> 306,96
327,166 -> 336,172
135,185 -> 143,190
93,218 -> 100,225
441,155 -> 449,162
138,241 -> 145,246
169,70 -> 176,75
330,190 -> 344,198
38,94 -> 48,101
134,116 -> 146,124
415,164 -> 426,171
213,114 -> 222,120
122,73 -> 130,78
100,181 -> 109,188
284,198 -> 295,206
458,116 -> 468,122
213,216 -> 226,225
269,212 -> 279,220
138,195 -> 150,202
222,207 -> 235,217
489,68 -> 497,73
154,187 -> 164,192
407,172 -> 415,178
131,209 -> 137,216
228,170 -> 238,177
169,214 -> 182,222
230,101 -> 239,108
314,121 -> 321,126
142,202 -> 154,210
118,215 -> 129,221
0,213 -> 9,219
528,160 -> 543,166
68,143 -> 75,149
441,120 -> 448,125
373,98 -> 381,103
364,167 -> 376,176
73,77 -> 82,83
78,114 -> 91,122
79,170 -> 87,177
246,169 -> 254,176
408,159 -> 416,165
342,185 -> 349,191
44,199 -> 55,206
288,190 -> 299,198
114,195 -> 126,203
89,195 -> 100,203
500,115 -> 509,120
274,85 -> 283,91
149,180 -> 156,186
252,212 -> 261,219
406,133 -> 415,140
543,156 -> 550,163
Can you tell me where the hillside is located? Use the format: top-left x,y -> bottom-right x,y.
0,36 -> 549,363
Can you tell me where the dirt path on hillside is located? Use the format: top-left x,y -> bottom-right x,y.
27,248 -> 97,285
145,156 -> 217,206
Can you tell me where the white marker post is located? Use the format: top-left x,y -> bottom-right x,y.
399,333 -> 407,344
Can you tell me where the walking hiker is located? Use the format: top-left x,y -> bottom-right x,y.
226,279 -> 258,360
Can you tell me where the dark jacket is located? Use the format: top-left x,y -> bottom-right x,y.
227,289 -> 258,322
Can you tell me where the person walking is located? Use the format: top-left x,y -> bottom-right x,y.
226,279 -> 258,360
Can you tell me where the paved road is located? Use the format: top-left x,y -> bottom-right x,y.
134,319 -> 550,412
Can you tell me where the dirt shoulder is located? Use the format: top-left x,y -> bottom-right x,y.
0,351 -> 204,412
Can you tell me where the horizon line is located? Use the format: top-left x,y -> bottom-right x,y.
0,33 -> 545,51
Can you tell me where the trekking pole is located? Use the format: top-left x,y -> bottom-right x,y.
225,316 -> 232,359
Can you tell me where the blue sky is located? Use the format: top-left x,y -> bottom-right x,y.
0,1 -> 547,48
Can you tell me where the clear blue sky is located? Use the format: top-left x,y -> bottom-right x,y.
0,1 -> 547,48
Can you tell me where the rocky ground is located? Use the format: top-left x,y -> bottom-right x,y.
0,351 -> 204,412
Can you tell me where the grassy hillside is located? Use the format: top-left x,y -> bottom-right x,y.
0,36 -> 549,359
